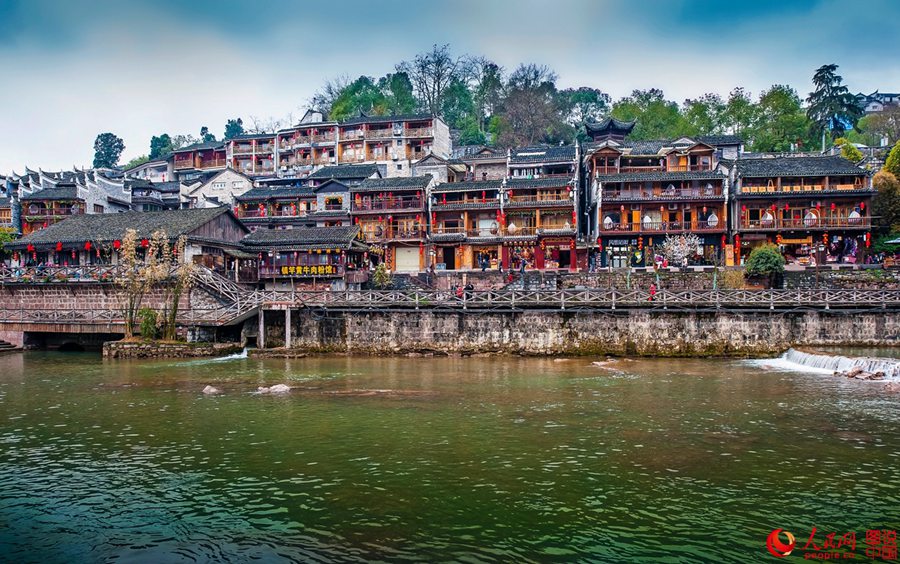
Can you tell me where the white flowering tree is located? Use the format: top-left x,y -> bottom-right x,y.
660,234 -> 702,265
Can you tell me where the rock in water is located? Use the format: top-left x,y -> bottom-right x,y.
202,385 -> 221,395
268,384 -> 291,393
257,386 -> 269,393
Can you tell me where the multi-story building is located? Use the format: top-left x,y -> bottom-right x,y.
453,146 -> 508,181
350,175 -> 432,272
126,179 -> 181,212
306,164 -> 380,187
234,182 -> 318,231
181,169 -> 255,209
502,177 -> 579,270
124,157 -> 173,183
0,195 -> 12,232
172,141 -> 227,183
274,113 -> 450,179
726,155 -> 874,265
226,133 -> 277,178
428,180 -> 504,270
584,118 -> 730,268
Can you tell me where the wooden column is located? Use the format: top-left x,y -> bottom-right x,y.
258,309 -> 265,349
284,308 -> 292,349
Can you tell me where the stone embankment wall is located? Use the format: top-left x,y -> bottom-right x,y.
263,310 -> 900,356
103,341 -> 242,359
0,283 -> 201,312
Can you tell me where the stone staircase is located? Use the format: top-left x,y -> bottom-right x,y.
0,339 -> 20,353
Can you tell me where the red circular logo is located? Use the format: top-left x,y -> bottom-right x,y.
766,529 -> 796,558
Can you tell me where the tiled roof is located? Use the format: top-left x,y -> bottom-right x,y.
8,207 -> 240,249
21,186 -> 79,201
585,117 -> 636,134
509,145 -> 576,164
313,179 -> 351,193
505,177 -> 574,189
596,171 -> 725,183
697,135 -> 743,147
242,225 -> 360,249
432,180 -> 502,193
235,186 -> 316,201
353,175 -> 432,192
172,141 -> 224,153
308,164 -> 379,180
228,133 -> 276,140
338,113 -> 433,126
154,181 -> 182,194
735,156 -> 869,178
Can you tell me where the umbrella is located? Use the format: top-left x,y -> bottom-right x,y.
885,238 -> 900,245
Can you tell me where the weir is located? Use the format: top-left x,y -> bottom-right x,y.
782,348 -> 900,378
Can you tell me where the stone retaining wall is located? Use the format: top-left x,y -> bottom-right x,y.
263,309 -> 900,357
103,341 -> 243,359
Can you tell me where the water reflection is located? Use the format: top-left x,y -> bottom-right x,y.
0,352 -> 898,561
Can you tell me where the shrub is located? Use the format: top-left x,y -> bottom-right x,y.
745,244 -> 786,278
721,269 -> 746,289
138,307 -> 159,339
372,263 -> 393,289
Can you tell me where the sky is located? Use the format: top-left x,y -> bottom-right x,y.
1,0 -> 898,173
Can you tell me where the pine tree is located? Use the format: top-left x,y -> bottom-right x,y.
806,64 -> 863,142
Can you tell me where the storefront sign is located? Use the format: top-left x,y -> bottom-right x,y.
280,265 -> 337,276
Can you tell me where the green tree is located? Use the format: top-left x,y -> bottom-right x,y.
372,262 -> 393,289
224,118 -> 244,139
681,93 -> 726,136
834,137 -> 864,161
440,77 -> 475,129
872,170 -> 900,231
745,244 -> 785,279
93,132 -> 125,168
0,229 -> 15,260
561,87 -> 611,140
329,76 -> 389,121
470,57 -> 505,136
123,155 -> 150,170
149,133 -> 173,159
397,44 -> 467,117
610,89 -> 687,140
884,140 -> 900,177
723,87 -> 757,137
457,116 -> 487,145
749,85 -> 813,152
806,64 -> 863,142
200,126 -> 216,143
379,72 -> 417,115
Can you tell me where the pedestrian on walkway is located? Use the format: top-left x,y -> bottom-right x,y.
649,283 -> 657,302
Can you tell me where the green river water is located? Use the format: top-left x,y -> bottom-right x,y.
0,351 -> 898,562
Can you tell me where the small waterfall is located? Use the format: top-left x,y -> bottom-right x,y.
781,348 -> 900,378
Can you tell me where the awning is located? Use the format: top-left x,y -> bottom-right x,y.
885,237 -> 900,245
225,249 -> 256,259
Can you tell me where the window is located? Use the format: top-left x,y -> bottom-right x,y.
232,181 -> 244,188
93,204 -> 104,213
213,182 -> 226,189
396,164 -> 403,170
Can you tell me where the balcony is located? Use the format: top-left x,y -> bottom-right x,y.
340,130 -> 365,141
361,227 -> 426,242
405,127 -> 433,137
174,159 -> 195,170
24,207 -> 84,218
197,158 -> 226,170
505,194 -> 573,208
312,134 -> 336,144
601,220 -> 724,233
740,183 -> 870,195
365,129 -> 393,140
339,154 -> 367,164
740,217 -> 872,231
352,197 -> 424,213
602,186 -> 723,201
232,145 -> 254,155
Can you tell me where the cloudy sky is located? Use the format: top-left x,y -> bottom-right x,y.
1,0 -> 898,172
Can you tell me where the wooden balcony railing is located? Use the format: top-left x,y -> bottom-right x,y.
340,131 -> 365,141
362,228 -> 426,242
602,187 -> 723,200
352,197 -> 424,212
232,145 -> 254,155
365,129 -> 393,139
602,220 -> 723,233
405,127 -> 433,137
741,217 -> 872,230
197,159 -> 226,169
24,208 -> 84,217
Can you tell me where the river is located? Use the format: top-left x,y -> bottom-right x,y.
1,351 -> 898,562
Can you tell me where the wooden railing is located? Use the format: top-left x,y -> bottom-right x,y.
352,197 -> 424,212
602,221 -> 723,233
741,217 -> 872,230
602,187 -> 723,200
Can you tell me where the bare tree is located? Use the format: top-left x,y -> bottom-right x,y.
309,75 -> 352,117
467,56 -> 505,132
116,228 -> 167,339
160,234 -> 194,341
397,44 -> 467,116
246,115 -> 286,134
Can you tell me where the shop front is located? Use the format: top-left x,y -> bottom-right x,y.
539,237 -> 577,270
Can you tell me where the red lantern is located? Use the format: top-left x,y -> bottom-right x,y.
26,244 -> 34,252
597,238 -> 602,251
442,194 -> 447,205
815,203 -> 821,210
771,204 -> 776,211
741,205 -> 747,212
84,241 -> 91,251
416,214 -> 421,223
702,206 -> 707,214
141,239 -> 149,248
419,242 -> 424,255
56,242 -> 62,252
784,203 -> 789,211
865,233 -> 871,248
354,217 -> 360,224
721,234 -> 726,248
572,210 -> 577,224
831,202 -> 836,211
570,239 -> 576,250
113,239 -> 121,250
71,250 -> 76,259
860,202 -> 865,211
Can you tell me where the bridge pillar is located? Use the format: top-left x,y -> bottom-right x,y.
258,309 -> 265,349
285,308 -> 292,349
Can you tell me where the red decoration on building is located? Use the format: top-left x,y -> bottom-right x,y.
596,238 -> 602,251
84,241 -> 91,251
831,202 -> 836,211
26,244 -> 34,252
113,240 -> 121,250
741,205 -> 747,212
815,203 -> 821,210
865,232 -> 871,248
141,239 -> 149,248
784,203 -> 789,211
860,202 -> 865,210
71,250 -> 76,259
721,234 -> 726,248
56,242 -> 63,252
